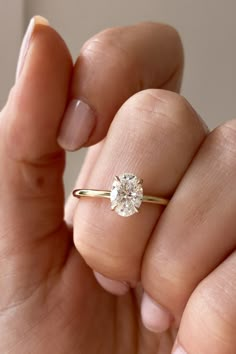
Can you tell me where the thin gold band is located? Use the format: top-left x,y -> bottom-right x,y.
73,189 -> 169,206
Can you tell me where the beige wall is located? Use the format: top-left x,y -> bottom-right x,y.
1,1 -> 236,195
0,1 -> 24,108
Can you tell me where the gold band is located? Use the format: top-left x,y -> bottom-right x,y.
73,189 -> 169,206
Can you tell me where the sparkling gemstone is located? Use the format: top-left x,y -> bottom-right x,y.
110,173 -> 143,217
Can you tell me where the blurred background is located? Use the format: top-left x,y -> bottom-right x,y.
1,1 -> 235,195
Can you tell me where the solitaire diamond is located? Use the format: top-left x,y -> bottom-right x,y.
110,173 -> 143,217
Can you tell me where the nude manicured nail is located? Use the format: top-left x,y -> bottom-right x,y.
172,345 -> 188,354
141,292 -> 172,333
16,16 -> 49,80
58,99 -> 96,151
94,271 -> 130,296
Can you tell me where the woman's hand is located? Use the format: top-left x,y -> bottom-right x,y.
0,16 -> 235,354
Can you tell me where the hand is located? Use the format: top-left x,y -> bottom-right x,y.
0,17 -> 182,354
0,16 -> 234,354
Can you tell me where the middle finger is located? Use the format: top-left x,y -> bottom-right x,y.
141,119 -> 236,329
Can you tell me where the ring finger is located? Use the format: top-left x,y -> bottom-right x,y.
73,89 -> 207,294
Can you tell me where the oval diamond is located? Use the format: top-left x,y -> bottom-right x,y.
110,173 -> 143,217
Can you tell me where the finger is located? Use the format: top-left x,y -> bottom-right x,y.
173,250 -> 236,354
73,89 -> 207,295
57,22 -> 183,151
0,16 -> 72,244
141,120 -> 236,333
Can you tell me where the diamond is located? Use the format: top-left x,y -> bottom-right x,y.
110,173 -> 143,217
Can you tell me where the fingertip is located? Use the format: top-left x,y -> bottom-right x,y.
34,15 -> 50,26
16,15 -> 50,81
172,343 -> 188,354
93,271 -> 130,296
141,292 -> 173,333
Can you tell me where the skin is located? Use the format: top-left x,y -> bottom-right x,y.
0,20 -> 235,354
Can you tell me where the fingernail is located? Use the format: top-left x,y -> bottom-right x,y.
94,271 -> 130,296
172,345 -> 188,354
57,99 -> 96,151
16,16 -> 49,80
141,292 -> 172,333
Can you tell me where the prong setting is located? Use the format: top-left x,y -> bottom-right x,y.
111,204 -> 116,211
110,173 -> 143,217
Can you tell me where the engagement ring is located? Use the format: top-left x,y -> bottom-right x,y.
73,173 -> 169,217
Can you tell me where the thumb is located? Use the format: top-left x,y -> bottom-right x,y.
0,16 -> 72,244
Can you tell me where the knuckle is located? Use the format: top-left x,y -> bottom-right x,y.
213,120 -> 236,142
79,22 -> 183,87
80,28 -> 136,75
122,89 -> 204,137
212,121 -> 236,157
209,121 -> 236,173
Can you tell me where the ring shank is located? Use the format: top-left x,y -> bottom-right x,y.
73,189 -> 169,206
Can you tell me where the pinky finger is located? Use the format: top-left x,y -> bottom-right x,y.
173,250 -> 236,354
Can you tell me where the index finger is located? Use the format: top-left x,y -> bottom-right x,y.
57,22 -> 183,151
